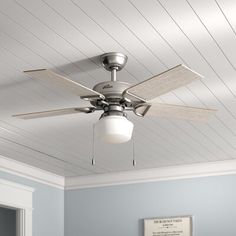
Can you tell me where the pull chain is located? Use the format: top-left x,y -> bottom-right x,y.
132,132 -> 136,167
92,124 -> 96,166
92,124 -> 135,167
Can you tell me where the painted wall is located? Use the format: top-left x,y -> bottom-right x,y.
65,174 -> 236,236
0,207 -> 16,236
0,171 -> 64,236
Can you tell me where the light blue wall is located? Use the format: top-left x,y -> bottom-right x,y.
0,207 -> 16,236
65,174 -> 236,236
1,170 -> 235,236
0,171 -> 64,236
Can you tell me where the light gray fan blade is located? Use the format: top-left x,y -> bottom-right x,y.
13,107 -> 96,119
135,103 -> 216,122
124,65 -> 202,102
24,69 -> 105,100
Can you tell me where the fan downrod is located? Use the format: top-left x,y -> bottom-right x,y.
92,52 -> 130,101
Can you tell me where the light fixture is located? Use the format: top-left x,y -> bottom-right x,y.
95,115 -> 134,143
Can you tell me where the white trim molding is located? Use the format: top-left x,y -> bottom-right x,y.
0,178 -> 34,236
65,159 -> 236,190
0,155 -> 65,189
1,154 -> 236,190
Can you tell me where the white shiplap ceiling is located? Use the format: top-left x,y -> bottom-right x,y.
0,0 -> 236,177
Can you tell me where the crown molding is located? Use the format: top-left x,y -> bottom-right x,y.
0,154 -> 236,190
0,155 -> 65,189
65,159 -> 236,190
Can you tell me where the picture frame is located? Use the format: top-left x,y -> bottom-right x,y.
144,215 -> 193,236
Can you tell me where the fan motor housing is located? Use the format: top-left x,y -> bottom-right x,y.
92,81 -> 131,100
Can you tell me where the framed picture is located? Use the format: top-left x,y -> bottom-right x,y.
144,215 -> 193,236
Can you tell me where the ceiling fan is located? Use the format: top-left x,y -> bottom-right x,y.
13,52 -> 215,143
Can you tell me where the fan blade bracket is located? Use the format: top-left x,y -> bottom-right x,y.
74,107 -> 96,113
122,90 -> 147,103
80,94 -> 105,101
24,69 -> 46,73
134,103 -> 151,117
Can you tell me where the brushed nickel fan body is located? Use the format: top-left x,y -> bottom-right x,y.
93,52 -> 131,103
90,52 -> 134,118
13,52 -> 215,122
90,53 -> 135,144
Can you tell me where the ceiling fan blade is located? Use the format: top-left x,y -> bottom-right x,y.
24,69 -> 105,100
135,103 -> 216,122
12,107 -> 96,119
124,65 -> 202,102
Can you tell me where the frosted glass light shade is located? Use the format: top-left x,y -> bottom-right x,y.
95,115 -> 134,143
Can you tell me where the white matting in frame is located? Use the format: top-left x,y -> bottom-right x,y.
144,215 -> 193,236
